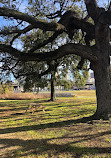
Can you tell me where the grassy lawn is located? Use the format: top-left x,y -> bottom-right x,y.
0,90 -> 111,158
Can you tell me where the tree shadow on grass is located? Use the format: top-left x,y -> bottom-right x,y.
0,130 -> 111,158
0,106 -> 27,112
0,115 -> 107,135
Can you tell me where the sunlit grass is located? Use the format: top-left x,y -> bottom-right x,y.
0,90 -> 111,158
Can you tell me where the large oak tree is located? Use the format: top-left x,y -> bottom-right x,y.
0,0 -> 111,119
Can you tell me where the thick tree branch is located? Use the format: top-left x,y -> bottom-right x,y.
21,14 -> 96,50
0,8 -> 95,37
58,10 -> 95,41
98,11 -> 111,25
29,11 -> 95,52
69,16 -> 95,36
0,43 -> 98,62
84,0 -> 100,21
0,7 -> 65,31
0,8 -> 96,45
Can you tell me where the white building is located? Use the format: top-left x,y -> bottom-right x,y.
85,72 -> 95,90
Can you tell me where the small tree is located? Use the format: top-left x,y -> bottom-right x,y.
0,81 -> 13,94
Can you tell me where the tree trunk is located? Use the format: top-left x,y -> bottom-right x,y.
93,60 -> 111,119
50,73 -> 56,101
93,23 -> 111,119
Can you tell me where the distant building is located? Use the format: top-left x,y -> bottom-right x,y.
85,72 -> 95,90
11,80 -> 24,92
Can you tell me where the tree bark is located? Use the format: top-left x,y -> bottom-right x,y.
93,23 -> 111,119
50,73 -> 56,101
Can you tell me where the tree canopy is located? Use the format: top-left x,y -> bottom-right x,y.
0,0 -> 97,63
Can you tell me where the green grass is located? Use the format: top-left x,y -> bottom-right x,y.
0,90 -> 111,158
